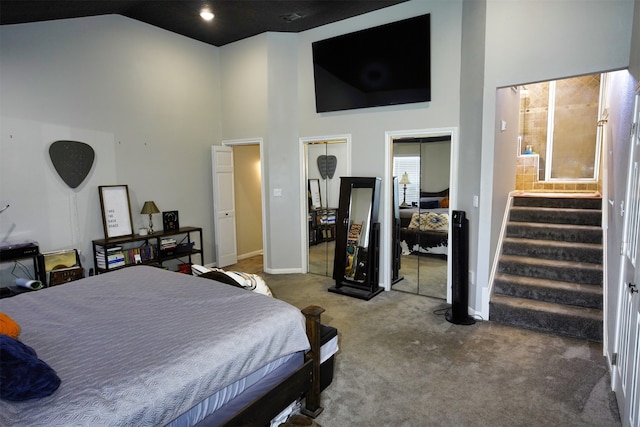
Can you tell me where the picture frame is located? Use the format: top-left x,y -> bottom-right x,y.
99,185 -> 134,238
308,179 -> 322,210
163,211 -> 179,231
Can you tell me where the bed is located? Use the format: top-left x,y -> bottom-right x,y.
0,266 -> 333,426
398,189 -> 450,257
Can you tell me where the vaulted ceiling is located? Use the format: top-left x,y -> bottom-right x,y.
0,1 -> 407,46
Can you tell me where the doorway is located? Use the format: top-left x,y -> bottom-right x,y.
300,135 -> 351,276
232,144 -> 263,260
517,74 -> 602,189
383,127 -> 458,298
218,138 -> 267,271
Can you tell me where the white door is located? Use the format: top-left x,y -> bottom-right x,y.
211,146 -> 238,268
614,92 -> 640,427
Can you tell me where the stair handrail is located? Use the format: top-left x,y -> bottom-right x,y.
487,191 -> 517,298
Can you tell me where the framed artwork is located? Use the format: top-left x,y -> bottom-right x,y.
163,211 -> 180,231
308,179 -> 322,210
99,185 -> 134,238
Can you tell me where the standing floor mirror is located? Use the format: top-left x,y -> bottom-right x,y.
329,176 -> 383,300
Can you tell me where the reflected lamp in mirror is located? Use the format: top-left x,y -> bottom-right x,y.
399,172 -> 411,207
140,201 -> 160,234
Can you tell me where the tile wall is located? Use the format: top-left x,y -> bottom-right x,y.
515,74 -> 601,193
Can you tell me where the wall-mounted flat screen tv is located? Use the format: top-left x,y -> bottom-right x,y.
312,14 -> 430,113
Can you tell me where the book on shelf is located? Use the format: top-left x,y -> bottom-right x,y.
97,257 -> 125,269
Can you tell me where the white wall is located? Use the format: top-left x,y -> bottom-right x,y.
220,36 -> 269,139
459,0 -> 487,310
307,143 -> 348,209
421,142 -> 451,192
632,0 -> 640,78
603,70 -> 637,360
297,0 -> 463,283
266,33 -> 302,272
0,16 -> 221,280
393,142 -> 451,193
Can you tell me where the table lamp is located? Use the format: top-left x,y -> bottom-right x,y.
141,201 -> 160,234
399,173 -> 411,207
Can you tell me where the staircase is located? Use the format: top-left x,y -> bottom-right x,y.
489,195 -> 603,342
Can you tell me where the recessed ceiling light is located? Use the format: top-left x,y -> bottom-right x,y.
281,12 -> 304,23
200,8 -> 214,21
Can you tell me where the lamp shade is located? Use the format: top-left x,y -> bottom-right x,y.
140,201 -> 160,215
399,172 -> 411,185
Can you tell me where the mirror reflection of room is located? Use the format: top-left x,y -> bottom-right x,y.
392,136 -> 451,299
343,187 -> 373,281
306,140 -> 347,277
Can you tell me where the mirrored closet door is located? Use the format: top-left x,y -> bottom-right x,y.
305,139 -> 348,277
392,136 -> 451,299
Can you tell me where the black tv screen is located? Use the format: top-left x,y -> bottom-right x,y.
312,14 -> 430,113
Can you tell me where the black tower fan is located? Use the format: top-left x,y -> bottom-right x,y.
446,210 -> 476,325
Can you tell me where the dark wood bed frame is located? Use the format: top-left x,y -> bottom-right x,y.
219,305 -> 326,426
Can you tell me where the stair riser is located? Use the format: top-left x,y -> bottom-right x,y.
506,224 -> 602,244
502,241 -> 602,264
498,261 -> 602,286
489,302 -> 603,342
493,280 -> 602,309
510,209 -> 601,226
513,197 -> 601,210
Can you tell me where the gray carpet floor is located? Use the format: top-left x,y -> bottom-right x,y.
394,254 -> 448,299
228,256 -> 620,427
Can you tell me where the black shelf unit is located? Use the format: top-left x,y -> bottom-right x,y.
0,243 -> 43,298
92,226 -> 203,273
309,208 -> 337,246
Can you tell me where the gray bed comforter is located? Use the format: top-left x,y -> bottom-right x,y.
0,266 -> 310,426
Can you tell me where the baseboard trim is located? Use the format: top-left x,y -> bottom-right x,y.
264,267 -> 304,274
238,250 -> 263,260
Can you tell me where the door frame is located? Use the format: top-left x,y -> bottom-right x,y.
221,138 -> 267,272
384,127 -> 459,300
299,134 -> 352,274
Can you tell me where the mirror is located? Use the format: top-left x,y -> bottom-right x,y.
392,136 -> 451,299
305,140 -> 347,277
343,187 -> 373,281
308,179 -> 322,210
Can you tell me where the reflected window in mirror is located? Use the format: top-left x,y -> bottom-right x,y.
393,156 -> 420,207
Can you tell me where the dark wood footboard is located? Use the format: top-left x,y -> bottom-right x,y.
220,305 -> 326,426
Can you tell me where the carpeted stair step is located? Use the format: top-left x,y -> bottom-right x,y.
502,237 -> 602,264
489,294 -> 603,342
510,206 -> 602,226
513,196 -> 601,210
506,222 -> 602,244
498,255 -> 602,286
493,273 -> 602,309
